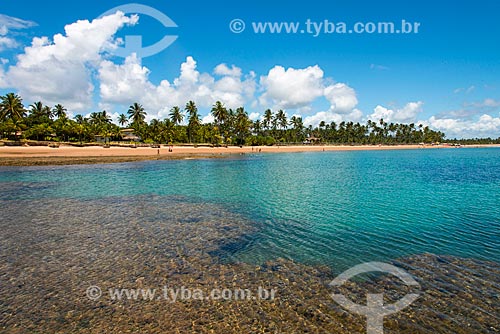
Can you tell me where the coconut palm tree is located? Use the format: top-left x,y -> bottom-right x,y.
118,114 -> 128,127
185,101 -> 198,119
0,93 -> 26,121
276,109 -> 288,131
74,114 -> 85,125
53,104 -> 67,120
234,107 -> 250,144
128,102 -> 146,126
263,109 -> 273,132
211,101 -> 228,126
27,101 -> 52,128
290,116 -> 304,142
185,101 -> 200,143
169,106 -> 183,125
211,101 -> 228,143
253,119 -> 262,136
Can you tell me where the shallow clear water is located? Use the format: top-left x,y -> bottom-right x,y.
1,148 -> 499,272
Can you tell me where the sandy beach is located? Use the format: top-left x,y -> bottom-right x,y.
0,144 -> 498,166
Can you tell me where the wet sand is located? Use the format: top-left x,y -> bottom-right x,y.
1,144 -> 497,166
0,195 -> 498,333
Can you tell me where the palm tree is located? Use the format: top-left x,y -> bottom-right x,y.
53,104 -> 67,120
27,101 -> 52,127
75,114 -> 86,124
169,106 -> 183,125
185,101 -> 200,143
128,102 -> 146,126
0,93 -> 26,121
276,109 -> 288,131
148,118 -> 163,143
211,101 -> 228,126
290,116 -> 304,142
185,101 -> 198,119
162,119 -> 175,143
253,119 -> 262,136
234,107 -> 250,144
211,101 -> 228,143
118,114 -> 128,127
263,109 -> 273,131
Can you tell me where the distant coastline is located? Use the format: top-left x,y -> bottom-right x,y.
1,143 -> 499,167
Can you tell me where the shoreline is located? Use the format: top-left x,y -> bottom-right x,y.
0,144 -> 499,166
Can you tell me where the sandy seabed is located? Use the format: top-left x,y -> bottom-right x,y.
0,195 -> 498,333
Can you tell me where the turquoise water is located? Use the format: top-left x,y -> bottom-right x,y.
1,148 -> 499,272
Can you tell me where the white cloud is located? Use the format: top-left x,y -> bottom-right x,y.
257,64 -> 361,127
428,114 -> 500,138
259,65 -> 325,109
478,98 -> 500,108
0,14 -> 37,30
304,108 -> 363,127
248,112 -> 260,121
2,12 -> 138,111
99,53 -> 153,103
98,55 -> 257,119
202,114 -> 214,124
368,102 -> 423,123
0,36 -> 17,51
214,63 -> 242,77
454,85 -> 475,94
251,64 -> 363,127
324,83 -> 358,113
0,66 -> 5,88
304,111 -> 342,126
0,14 -> 37,51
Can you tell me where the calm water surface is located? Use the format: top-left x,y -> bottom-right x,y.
1,148 -> 499,272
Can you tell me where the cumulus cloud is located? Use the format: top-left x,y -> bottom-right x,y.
304,108 -> 363,127
324,83 -> 358,113
248,112 -> 260,121
299,81 -> 361,127
214,63 -> 242,77
428,114 -> 500,138
259,65 -> 325,109
98,55 -> 257,120
258,64 -> 361,126
2,12 -> 138,111
368,102 -> 423,123
99,53 -> 153,103
202,114 -> 214,124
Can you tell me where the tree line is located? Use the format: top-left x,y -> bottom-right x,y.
3,92 -> 491,146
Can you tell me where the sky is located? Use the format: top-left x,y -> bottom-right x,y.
0,0 -> 499,138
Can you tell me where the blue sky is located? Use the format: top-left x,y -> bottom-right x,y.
1,0 -> 499,138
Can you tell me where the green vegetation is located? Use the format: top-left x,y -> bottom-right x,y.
2,92 -> 496,146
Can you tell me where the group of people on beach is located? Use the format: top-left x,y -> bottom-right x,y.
157,146 -> 174,155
